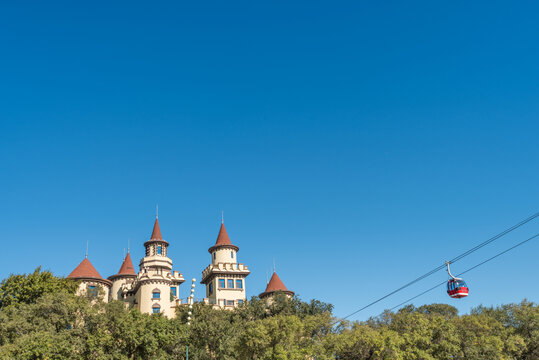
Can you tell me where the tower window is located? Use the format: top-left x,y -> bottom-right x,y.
87,285 -> 97,297
209,282 -> 213,295
213,253 -> 216,260
236,279 -> 243,289
152,290 -> 161,299
157,245 -> 162,255
231,251 -> 234,258
152,304 -> 160,314
170,287 -> 177,297
227,279 -> 234,288
218,279 -> 225,288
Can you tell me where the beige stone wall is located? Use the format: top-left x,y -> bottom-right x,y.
207,275 -> 247,307
109,278 -> 127,301
212,248 -> 237,265
76,280 -> 110,303
138,281 -> 175,317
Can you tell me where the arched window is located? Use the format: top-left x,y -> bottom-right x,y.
152,304 -> 161,314
152,288 -> 161,299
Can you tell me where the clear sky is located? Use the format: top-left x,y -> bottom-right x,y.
0,1 -> 538,321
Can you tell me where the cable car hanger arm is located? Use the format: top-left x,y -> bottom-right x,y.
445,261 -> 462,281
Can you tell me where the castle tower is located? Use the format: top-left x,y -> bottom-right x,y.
108,251 -> 137,303
68,256 -> 111,302
201,221 -> 250,308
259,271 -> 294,299
130,216 -> 185,317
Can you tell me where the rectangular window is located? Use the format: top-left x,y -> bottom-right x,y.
227,279 -> 234,288
238,299 -> 244,305
152,292 -> 160,299
153,307 -> 160,314
213,253 -> 216,260
170,287 -> 177,297
87,285 -> 97,297
209,282 -> 213,295
219,279 -> 225,288
157,245 -> 162,255
231,251 -> 234,258
236,280 -> 243,289
226,300 -> 234,306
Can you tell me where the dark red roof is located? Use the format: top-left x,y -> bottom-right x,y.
265,272 -> 289,292
144,217 -> 169,247
215,223 -> 232,246
208,223 -> 239,252
150,218 -> 163,240
259,272 -> 295,298
68,258 -> 103,279
117,252 -> 136,275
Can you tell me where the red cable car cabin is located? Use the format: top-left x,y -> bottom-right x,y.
446,279 -> 469,298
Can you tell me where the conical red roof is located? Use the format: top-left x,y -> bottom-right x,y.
260,272 -> 294,298
264,272 -> 289,293
150,218 -> 162,240
68,258 -> 103,279
215,223 -> 232,246
117,252 -> 136,275
208,222 -> 239,253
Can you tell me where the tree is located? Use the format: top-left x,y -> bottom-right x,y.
0,267 -> 79,308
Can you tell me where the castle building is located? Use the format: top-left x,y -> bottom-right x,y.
68,216 -> 184,317
67,214 -> 291,315
201,221 -> 250,308
259,271 -> 294,299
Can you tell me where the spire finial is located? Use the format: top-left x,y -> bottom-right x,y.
221,210 -> 224,224
273,257 -> 276,273
85,240 -> 88,259
156,204 -> 159,219
127,238 -> 130,253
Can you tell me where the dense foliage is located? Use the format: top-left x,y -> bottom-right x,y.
0,268 -> 537,359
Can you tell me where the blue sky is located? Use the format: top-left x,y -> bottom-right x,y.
0,1 -> 538,320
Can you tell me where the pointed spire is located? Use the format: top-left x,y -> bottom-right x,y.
150,217 -> 163,240
68,258 -> 103,279
215,223 -> 232,246
259,271 -> 295,298
117,251 -> 136,275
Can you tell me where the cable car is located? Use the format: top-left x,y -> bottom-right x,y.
445,262 -> 469,298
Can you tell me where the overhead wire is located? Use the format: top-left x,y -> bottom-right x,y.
380,232 -> 539,315
338,211 -> 539,321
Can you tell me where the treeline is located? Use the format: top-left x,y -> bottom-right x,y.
0,268 -> 537,359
